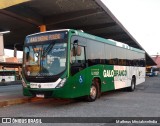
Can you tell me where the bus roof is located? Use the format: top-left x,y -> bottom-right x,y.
26,29 -> 70,38
73,29 -> 145,54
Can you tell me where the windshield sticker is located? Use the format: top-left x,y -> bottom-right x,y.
60,58 -> 66,67
63,43 -> 67,47
52,48 -> 65,53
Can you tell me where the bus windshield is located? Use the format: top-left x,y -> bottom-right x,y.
23,42 -> 67,77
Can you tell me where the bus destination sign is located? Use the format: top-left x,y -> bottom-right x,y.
26,32 -> 65,43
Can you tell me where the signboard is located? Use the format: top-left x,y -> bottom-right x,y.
26,32 -> 66,43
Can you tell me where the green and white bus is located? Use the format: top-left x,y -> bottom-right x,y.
22,29 -> 145,101
0,70 -> 17,82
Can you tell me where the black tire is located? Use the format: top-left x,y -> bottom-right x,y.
1,79 -> 5,82
86,83 -> 98,102
128,77 -> 136,92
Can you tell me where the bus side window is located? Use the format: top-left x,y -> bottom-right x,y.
71,44 -> 86,75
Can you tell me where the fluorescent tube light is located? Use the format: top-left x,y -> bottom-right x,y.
0,30 -> 10,34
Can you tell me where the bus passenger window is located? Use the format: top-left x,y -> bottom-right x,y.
70,44 -> 86,75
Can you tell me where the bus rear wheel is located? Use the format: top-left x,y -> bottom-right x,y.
86,83 -> 98,102
1,79 -> 5,82
128,77 -> 136,92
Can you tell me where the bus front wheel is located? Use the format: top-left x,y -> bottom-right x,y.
86,83 -> 98,102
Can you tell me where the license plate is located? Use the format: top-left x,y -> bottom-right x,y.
36,94 -> 44,98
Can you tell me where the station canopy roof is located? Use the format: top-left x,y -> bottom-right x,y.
0,0 -> 156,65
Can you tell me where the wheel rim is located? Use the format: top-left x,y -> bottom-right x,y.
90,85 -> 97,99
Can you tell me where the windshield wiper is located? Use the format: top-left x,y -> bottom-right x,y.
42,43 -> 55,56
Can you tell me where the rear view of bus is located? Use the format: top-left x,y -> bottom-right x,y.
146,66 -> 159,77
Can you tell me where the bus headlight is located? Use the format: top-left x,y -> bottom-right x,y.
22,78 -> 27,88
56,78 -> 66,88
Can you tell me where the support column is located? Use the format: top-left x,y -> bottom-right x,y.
39,25 -> 46,32
0,34 -> 4,56
18,66 -> 21,80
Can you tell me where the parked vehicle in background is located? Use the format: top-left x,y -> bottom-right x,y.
0,70 -> 17,82
146,66 -> 159,77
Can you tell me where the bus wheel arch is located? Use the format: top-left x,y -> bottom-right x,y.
93,77 -> 101,98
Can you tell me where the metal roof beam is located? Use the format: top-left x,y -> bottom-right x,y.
0,10 -> 42,26
74,22 -> 117,31
96,32 -> 126,38
45,9 -> 104,26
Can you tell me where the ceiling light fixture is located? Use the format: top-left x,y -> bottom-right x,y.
0,30 -> 10,34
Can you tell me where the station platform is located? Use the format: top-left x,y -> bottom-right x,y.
0,81 -> 43,107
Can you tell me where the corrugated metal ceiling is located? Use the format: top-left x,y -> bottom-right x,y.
0,0 -> 155,65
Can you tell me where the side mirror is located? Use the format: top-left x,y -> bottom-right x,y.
72,46 -> 76,56
72,45 -> 81,56
72,40 -> 82,56
76,46 -> 81,56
